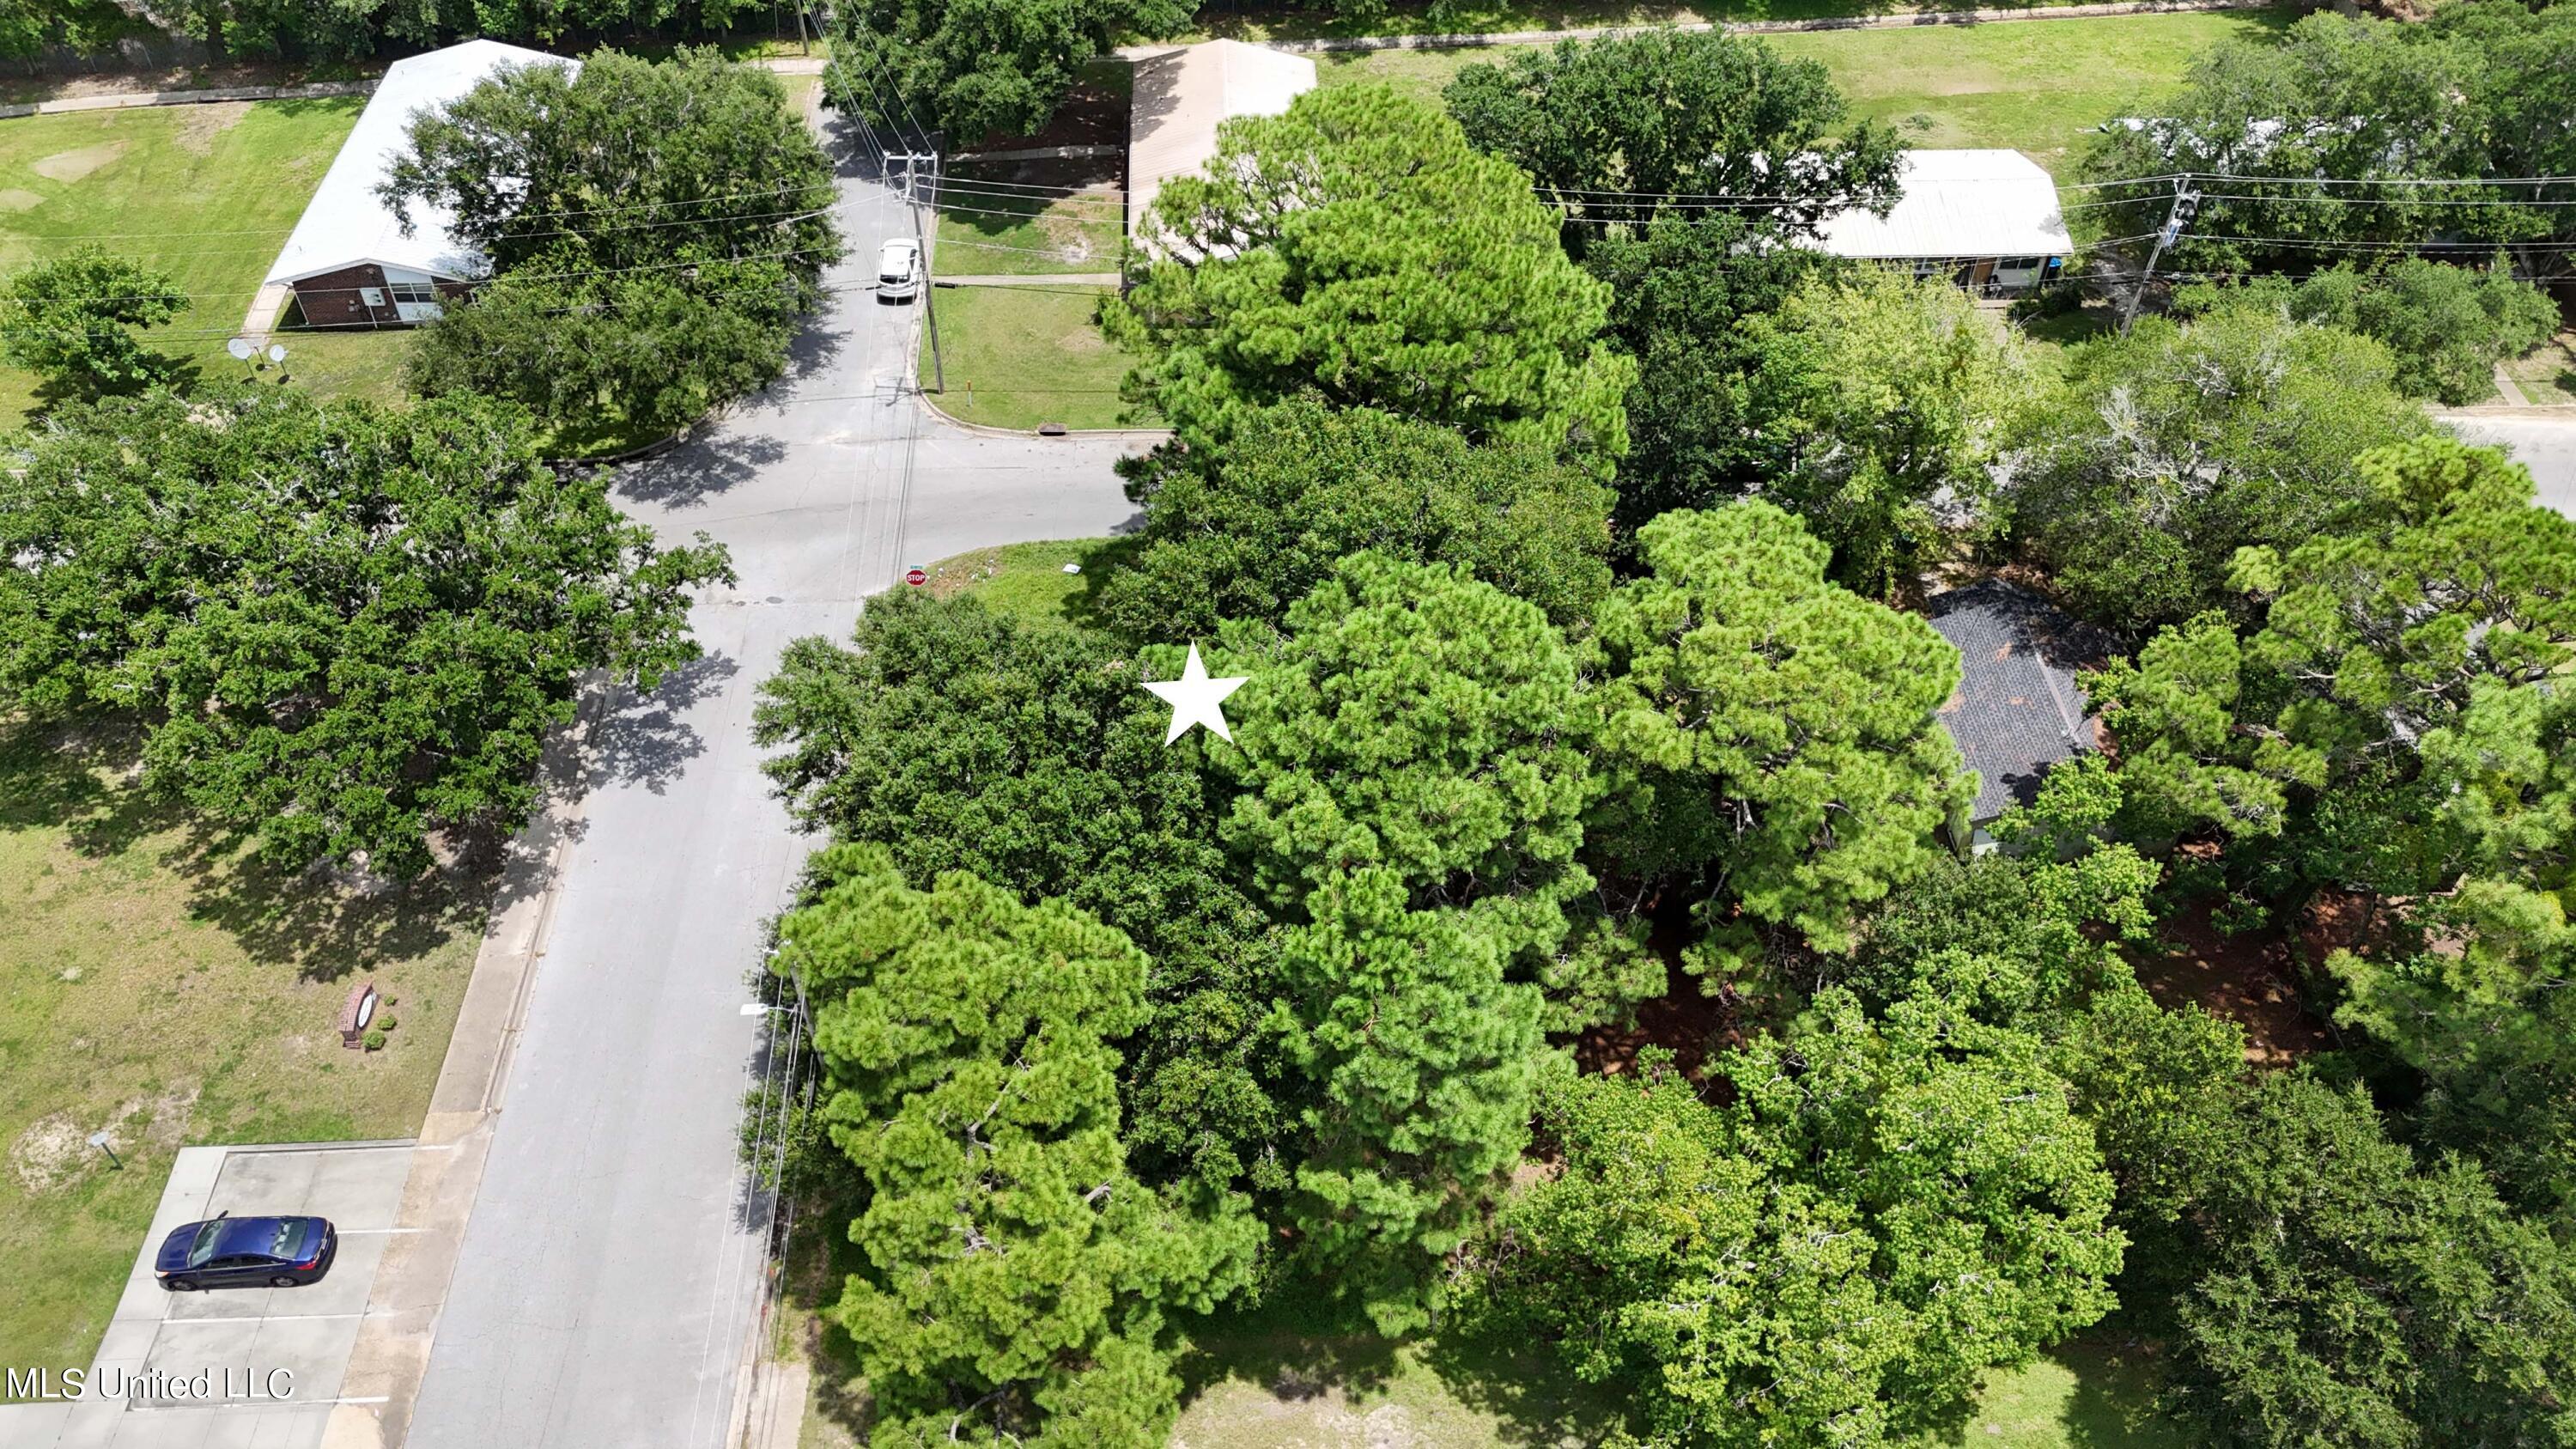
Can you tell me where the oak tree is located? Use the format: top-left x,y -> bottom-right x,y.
0,388 -> 731,875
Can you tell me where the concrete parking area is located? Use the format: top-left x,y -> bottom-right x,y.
0,1140 -> 416,1448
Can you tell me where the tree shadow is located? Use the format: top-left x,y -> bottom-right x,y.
0,716 -> 490,983
1413,1318 -> 1625,1446
614,432 -> 788,509
580,652 -> 738,796
1175,1281 -> 1404,1410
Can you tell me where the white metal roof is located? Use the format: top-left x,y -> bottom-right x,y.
265,40 -> 577,286
1125,40 -> 1316,245
1815,149 -> 2071,261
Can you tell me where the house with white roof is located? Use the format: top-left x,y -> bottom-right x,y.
1124,40 -> 1315,254
264,39 -> 577,329
1817,149 -> 2073,295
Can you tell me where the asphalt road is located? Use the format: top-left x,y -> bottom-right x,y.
2445,410 -> 2576,519
401,137 -> 1148,1449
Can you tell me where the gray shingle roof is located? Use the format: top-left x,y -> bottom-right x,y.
1927,581 -> 2109,822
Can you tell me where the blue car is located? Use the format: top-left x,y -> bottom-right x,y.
154,1212 -> 337,1291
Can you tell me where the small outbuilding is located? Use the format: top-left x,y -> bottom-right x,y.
1928,580 -> 2111,848
1124,39 -> 1316,252
1817,149 -> 2073,296
264,39 -> 577,329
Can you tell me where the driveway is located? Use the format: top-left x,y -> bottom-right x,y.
0,1142 -> 417,1449
393,131 -> 1148,1449
2444,409 -> 2576,519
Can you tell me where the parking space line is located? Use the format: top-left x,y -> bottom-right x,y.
126,1394 -> 392,1412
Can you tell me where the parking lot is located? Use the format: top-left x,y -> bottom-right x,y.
2,1140 -> 416,1449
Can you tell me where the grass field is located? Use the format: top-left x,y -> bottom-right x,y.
0,97 -> 418,424
0,721 -> 486,1388
1314,8 -> 2290,174
1190,0 -> 2169,44
920,283 -> 1148,430
936,182 -> 1126,276
2502,331 -> 2576,405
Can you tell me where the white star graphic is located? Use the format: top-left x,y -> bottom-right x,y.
1143,643 -> 1249,745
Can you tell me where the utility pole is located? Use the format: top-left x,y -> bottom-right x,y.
2119,179 -> 2202,336
887,149 -> 946,394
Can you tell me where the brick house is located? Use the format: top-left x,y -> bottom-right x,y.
264,40 -> 577,328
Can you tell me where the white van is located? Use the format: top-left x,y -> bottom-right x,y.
877,239 -> 921,302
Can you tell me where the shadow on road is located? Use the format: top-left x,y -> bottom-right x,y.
579,653 -> 739,801
617,433 -> 789,509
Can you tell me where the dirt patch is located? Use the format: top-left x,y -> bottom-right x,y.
0,188 -> 44,212
173,100 -> 252,155
141,1082 -> 200,1150
2129,899 -> 2336,1066
9,1111 -> 92,1194
1054,324 -> 1111,356
31,141 -> 129,182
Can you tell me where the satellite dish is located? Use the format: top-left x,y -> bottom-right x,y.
226,338 -> 254,361
266,344 -> 288,364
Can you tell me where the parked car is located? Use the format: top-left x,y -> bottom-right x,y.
877,238 -> 922,302
154,1212 -> 337,1291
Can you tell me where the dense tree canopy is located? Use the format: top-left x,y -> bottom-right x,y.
2081,4 -> 2576,279
751,593 -> 1285,1196
1105,85 -> 1632,469
2178,261 -> 2561,408
1480,990 -> 2122,1447
0,389 -> 730,875
824,0 -> 1182,143
1212,553 -> 1592,916
2087,438 -> 2576,849
0,246 -> 184,399
386,49 -> 839,438
1586,503 -> 1970,981
1095,397 -> 1615,638
1209,552 -> 1657,1031
1444,29 -> 1902,241
1738,266 -> 2032,594
1583,216 -> 1849,533
781,845 -> 1260,1448
1273,869 -> 1551,1336
2005,305 -> 2430,631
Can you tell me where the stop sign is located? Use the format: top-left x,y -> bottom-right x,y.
904,567 -> 927,587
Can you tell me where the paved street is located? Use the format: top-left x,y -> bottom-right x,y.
2444,409 -> 2576,519
398,131 -> 1146,1449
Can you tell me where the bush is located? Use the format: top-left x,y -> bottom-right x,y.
362,1028 -> 387,1051
372,1013 -> 397,1032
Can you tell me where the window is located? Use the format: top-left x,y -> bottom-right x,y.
388,280 -> 440,305
2000,257 -> 2043,272
359,287 -> 386,307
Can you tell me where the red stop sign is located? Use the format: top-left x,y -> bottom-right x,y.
904,567 -> 927,587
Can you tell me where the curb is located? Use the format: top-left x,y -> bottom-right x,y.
0,77 -> 373,119
1254,0 -> 2279,52
915,387 -> 1172,442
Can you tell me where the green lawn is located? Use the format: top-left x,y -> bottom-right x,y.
0,97 -> 414,423
2502,331 -> 2576,406
914,538 -> 1137,629
920,283 -> 1149,430
936,183 -> 1126,276
1315,9 -> 2292,174
1190,0 -> 2160,44
1170,1289 -> 2185,1448
0,722 -> 486,1390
